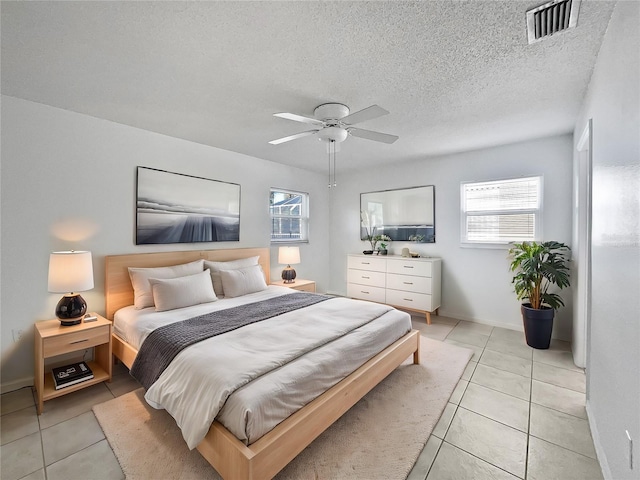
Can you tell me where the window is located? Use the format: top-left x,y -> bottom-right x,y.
461,176 -> 542,245
270,189 -> 309,243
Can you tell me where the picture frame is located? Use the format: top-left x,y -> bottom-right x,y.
136,166 -> 240,245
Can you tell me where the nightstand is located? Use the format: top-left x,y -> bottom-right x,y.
271,279 -> 316,293
34,313 -> 112,414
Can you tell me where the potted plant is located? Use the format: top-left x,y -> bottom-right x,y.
509,241 -> 571,349
375,235 -> 392,255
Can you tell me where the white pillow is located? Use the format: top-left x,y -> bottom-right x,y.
203,256 -> 259,297
128,259 -> 204,309
149,270 -> 217,312
219,265 -> 268,298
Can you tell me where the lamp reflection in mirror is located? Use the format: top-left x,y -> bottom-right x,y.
278,246 -> 300,284
48,251 -> 94,326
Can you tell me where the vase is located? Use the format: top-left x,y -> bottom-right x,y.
379,249 -> 388,255
521,303 -> 554,349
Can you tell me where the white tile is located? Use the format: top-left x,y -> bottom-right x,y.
449,379 -> 468,405
446,328 -> 490,348
46,440 -> 124,480
530,403 -> 597,459
0,432 -> 43,480
470,364 -> 531,401
486,336 -> 533,360
432,402 -> 457,439
444,339 -> 483,361
407,435 -> 442,480
411,318 -> 455,342
459,382 -> 530,432
490,327 -> 526,344
531,380 -> 586,419
38,383 -> 114,429
1,388 -> 35,416
527,436 -> 603,480
17,469 -> 46,480
105,374 -> 141,397
0,405 -> 39,445
445,407 -> 527,478
532,362 -> 586,393
461,361 -> 477,381
450,320 -> 494,336
479,349 -> 532,378
427,442 -> 519,480
42,411 -> 105,466
533,347 -> 584,373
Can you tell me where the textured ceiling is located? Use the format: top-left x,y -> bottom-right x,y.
1,1 -> 615,173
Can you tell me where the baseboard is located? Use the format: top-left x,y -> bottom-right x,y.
436,309 -> 524,333
585,400 -> 610,479
1,376 -> 34,394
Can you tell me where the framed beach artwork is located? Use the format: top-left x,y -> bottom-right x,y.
136,166 -> 240,245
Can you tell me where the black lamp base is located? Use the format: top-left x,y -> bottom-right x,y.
56,294 -> 87,326
281,265 -> 297,284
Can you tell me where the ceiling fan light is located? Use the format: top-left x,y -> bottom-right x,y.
317,126 -> 348,143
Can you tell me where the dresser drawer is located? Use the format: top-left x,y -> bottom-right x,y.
43,325 -> 110,357
386,259 -> 432,277
386,289 -> 433,312
386,273 -> 432,294
347,269 -> 386,287
347,283 -> 386,304
347,255 -> 386,273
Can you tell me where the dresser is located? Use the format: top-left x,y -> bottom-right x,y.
347,254 -> 442,324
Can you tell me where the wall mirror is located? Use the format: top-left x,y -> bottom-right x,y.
360,185 -> 435,243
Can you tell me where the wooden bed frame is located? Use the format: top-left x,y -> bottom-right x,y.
105,247 -> 421,480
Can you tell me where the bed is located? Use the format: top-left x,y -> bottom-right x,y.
105,247 -> 420,480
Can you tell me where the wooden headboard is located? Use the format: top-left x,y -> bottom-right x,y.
104,247 -> 270,320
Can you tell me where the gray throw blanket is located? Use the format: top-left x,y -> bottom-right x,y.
131,292 -> 330,390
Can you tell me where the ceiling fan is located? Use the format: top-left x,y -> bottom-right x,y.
268,103 -> 399,146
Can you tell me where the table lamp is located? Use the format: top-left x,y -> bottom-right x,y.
48,251 -> 94,326
278,246 -> 300,284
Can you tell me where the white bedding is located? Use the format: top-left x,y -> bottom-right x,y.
114,286 -> 412,448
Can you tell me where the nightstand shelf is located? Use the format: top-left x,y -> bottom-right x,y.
34,313 -> 112,414
271,279 -> 316,293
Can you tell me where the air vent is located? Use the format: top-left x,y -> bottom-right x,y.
526,0 -> 581,44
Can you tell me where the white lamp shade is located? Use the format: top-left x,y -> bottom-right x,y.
278,246 -> 300,265
48,251 -> 94,293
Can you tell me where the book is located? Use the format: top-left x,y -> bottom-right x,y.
52,361 -> 94,390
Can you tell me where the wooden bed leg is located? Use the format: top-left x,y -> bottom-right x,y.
413,331 -> 420,365
425,311 -> 432,325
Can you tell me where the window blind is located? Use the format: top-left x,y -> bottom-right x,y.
462,177 -> 541,244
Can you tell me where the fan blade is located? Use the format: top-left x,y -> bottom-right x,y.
273,112 -> 325,126
348,127 -> 399,144
340,105 -> 389,125
268,130 -> 319,145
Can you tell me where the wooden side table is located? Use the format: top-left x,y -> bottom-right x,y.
271,279 -> 316,293
34,313 -> 112,414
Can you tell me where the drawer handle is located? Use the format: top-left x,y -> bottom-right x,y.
70,339 -> 89,345
361,290 -> 370,294
362,276 -> 370,279
403,282 -> 413,285
403,266 -> 414,269
403,298 -> 413,302
361,262 -> 370,265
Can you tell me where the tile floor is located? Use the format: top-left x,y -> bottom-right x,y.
407,314 -> 602,480
0,315 -> 602,480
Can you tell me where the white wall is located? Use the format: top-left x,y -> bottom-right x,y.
0,96 -> 330,391
574,2 -> 640,478
329,134 -> 574,336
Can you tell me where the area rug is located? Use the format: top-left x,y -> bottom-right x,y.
93,335 -> 471,480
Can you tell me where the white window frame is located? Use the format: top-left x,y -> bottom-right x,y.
270,188 -> 309,243
460,176 -> 543,248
